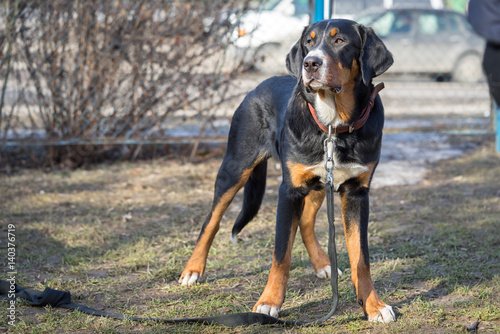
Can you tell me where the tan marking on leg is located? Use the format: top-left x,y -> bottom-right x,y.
253,218 -> 299,312
340,191 -> 390,319
181,163 -> 258,281
181,188 -> 238,277
299,190 -> 330,271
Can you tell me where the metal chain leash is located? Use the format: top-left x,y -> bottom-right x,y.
324,125 -> 335,185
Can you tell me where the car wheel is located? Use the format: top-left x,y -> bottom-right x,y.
452,54 -> 484,83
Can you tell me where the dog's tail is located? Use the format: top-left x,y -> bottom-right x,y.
231,160 -> 267,244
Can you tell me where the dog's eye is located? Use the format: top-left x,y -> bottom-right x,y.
306,31 -> 316,45
335,38 -> 344,44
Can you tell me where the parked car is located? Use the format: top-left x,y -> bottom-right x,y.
233,0 -> 309,73
332,0 -> 443,20
356,7 -> 485,82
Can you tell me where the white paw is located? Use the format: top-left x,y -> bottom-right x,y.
369,305 -> 396,323
179,272 -> 200,286
255,304 -> 280,318
315,265 -> 343,279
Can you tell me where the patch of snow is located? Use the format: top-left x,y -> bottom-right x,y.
372,133 -> 464,188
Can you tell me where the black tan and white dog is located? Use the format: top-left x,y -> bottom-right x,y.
179,19 -> 395,323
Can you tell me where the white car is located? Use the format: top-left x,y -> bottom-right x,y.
233,0 -> 310,73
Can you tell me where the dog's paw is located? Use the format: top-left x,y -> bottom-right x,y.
255,304 -> 280,318
315,265 -> 343,279
179,272 -> 201,286
368,305 -> 396,323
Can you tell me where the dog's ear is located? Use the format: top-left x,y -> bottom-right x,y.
357,24 -> 393,86
286,26 -> 308,78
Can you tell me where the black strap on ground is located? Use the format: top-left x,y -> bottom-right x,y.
0,185 -> 339,327
0,279 -> 291,326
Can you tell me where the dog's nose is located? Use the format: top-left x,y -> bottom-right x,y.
303,56 -> 323,73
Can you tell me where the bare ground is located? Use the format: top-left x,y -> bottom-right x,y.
0,132 -> 499,333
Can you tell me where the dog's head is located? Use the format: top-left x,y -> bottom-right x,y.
286,19 -> 393,92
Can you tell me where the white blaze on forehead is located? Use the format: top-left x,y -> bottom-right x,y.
314,21 -> 339,40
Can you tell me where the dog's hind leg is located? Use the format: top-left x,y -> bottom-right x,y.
230,160 -> 267,243
179,156 -> 264,286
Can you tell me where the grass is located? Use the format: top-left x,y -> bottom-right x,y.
1,138 -> 499,333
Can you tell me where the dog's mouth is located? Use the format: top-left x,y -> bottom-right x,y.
304,78 -> 342,94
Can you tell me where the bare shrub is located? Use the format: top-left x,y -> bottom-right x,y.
1,0 -> 255,166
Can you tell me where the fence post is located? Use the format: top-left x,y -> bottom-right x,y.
494,100 -> 499,153
313,1 -> 334,23
314,0 -> 325,22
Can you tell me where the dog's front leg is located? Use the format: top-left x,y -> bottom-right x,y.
339,180 -> 396,323
253,183 -> 302,317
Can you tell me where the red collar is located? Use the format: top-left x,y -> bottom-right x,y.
307,82 -> 385,134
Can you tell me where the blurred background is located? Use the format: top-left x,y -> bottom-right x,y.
0,0 -> 493,167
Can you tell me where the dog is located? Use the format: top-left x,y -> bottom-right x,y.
179,19 -> 395,323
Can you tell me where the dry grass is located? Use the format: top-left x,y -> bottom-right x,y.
1,137 -> 499,333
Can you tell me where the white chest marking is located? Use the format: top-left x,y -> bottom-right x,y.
314,91 -> 345,128
308,87 -> 365,189
305,140 -> 368,190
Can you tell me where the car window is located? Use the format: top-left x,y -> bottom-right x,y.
447,13 -> 461,32
371,12 -> 396,37
418,13 -> 451,35
391,12 -> 413,34
460,13 -> 474,32
419,14 -> 439,35
447,12 -> 471,34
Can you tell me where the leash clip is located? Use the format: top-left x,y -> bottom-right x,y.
324,125 -> 335,185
